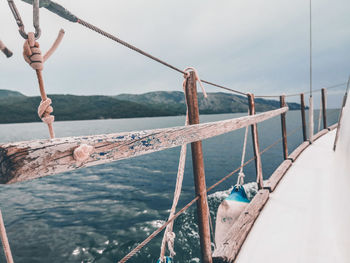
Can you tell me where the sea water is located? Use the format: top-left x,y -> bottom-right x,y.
0,110 -> 339,262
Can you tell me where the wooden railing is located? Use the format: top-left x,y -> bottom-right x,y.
0,71 -> 343,263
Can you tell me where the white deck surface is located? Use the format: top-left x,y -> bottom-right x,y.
236,130 -> 350,263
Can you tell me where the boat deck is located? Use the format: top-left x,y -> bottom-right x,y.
236,130 -> 348,263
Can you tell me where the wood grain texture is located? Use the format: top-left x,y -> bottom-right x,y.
264,160 -> 293,192
0,106 -> 288,184
313,129 -> 329,142
287,141 -> 310,162
212,190 -> 270,263
186,71 -> 212,263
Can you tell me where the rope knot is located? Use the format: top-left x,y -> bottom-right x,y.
23,29 -> 65,71
38,98 -> 54,125
73,144 -> 94,163
183,67 -> 208,98
23,32 -> 44,70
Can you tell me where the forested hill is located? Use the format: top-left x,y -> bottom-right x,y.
0,90 -> 302,124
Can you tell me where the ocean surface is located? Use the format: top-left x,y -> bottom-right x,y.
0,109 -> 339,263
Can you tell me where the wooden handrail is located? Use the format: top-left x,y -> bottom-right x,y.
0,107 -> 288,184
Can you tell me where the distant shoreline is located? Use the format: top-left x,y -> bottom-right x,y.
0,89 -> 306,124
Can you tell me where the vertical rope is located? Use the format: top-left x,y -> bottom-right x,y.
236,121 -> 249,187
0,210 -> 14,263
159,73 -> 191,262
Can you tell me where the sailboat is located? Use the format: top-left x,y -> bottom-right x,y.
0,1 -> 349,262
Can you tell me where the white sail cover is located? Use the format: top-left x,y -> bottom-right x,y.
236,95 -> 350,263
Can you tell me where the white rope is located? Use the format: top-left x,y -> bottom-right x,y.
159,68 -> 207,262
183,67 -> 208,98
235,114 -> 249,188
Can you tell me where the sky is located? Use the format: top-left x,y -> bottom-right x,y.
0,0 -> 349,107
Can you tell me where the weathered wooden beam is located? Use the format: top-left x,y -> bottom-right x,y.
0,101 -> 288,184
313,128 -> 328,142
185,71 -> 212,263
280,95 -> 288,160
300,93 -> 307,141
287,141 -> 310,163
264,160 -> 293,192
321,88 -> 327,129
248,93 -> 264,189
212,190 -> 270,263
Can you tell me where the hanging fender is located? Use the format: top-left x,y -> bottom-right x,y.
215,186 -> 250,245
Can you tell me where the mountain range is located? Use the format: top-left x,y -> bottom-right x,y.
0,90 -> 302,124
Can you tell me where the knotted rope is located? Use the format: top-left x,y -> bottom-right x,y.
22,29 -> 65,139
183,67 -> 208,98
159,68 -> 207,262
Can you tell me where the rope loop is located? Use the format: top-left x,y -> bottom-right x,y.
23,29 -> 65,71
183,67 -> 208,98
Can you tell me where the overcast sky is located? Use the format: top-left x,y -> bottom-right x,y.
0,0 -> 349,103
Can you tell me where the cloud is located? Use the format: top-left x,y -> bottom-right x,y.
0,0 -> 349,106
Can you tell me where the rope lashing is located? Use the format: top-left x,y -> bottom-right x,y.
22,29 -> 65,139
0,210 -> 14,263
0,40 -> 13,58
183,67 -> 208,98
73,144 -> 94,163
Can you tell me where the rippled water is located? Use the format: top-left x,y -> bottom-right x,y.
0,109 -> 339,262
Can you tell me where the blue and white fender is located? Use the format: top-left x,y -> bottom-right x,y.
215,186 -> 250,245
